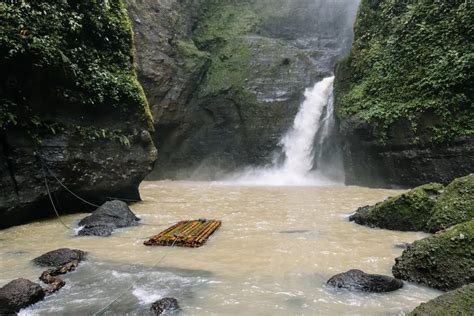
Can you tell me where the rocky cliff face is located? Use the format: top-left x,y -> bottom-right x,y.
334,0 -> 474,187
128,0 -> 360,179
0,0 -> 157,228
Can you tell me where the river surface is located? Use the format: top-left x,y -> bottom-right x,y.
0,181 -> 441,315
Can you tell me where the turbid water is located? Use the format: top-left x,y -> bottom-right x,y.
0,181 -> 441,315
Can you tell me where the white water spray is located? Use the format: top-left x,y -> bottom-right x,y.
227,76 -> 336,185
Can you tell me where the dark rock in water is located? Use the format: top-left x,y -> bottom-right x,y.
394,243 -> 412,250
78,200 -> 140,236
150,297 -> 180,315
33,248 -> 85,267
327,269 -> 403,293
408,283 -> 474,316
0,278 -> 45,314
78,223 -> 115,237
392,220 -> 474,291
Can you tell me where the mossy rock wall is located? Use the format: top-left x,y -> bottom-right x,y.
392,220 -> 474,291
408,283 -> 474,316
0,0 -> 157,228
334,0 -> 474,187
128,0 -> 360,179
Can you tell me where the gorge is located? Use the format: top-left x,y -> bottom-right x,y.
0,0 -> 473,315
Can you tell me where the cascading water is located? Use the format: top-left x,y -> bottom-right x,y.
228,76 -> 340,185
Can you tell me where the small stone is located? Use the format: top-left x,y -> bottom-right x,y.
150,297 -> 180,315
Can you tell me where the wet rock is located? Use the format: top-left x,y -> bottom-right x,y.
394,243 -> 412,250
0,278 -> 45,314
349,183 -> 444,232
327,269 -> 403,293
427,174 -> 474,233
392,220 -> 474,291
33,248 -> 85,267
408,283 -> 474,316
150,297 -> 180,315
78,200 -> 140,236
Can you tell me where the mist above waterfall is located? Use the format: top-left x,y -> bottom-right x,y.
227,77 -> 338,186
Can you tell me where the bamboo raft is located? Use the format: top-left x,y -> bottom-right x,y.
144,219 -> 221,248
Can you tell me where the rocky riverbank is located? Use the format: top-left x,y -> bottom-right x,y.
349,174 -> 474,313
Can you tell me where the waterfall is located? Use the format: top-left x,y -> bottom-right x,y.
228,76 -> 340,185
280,76 -> 334,176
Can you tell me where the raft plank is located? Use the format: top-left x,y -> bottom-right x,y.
144,220 -> 222,248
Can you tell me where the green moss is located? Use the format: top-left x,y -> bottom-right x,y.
427,175 -> 474,233
334,0 -> 474,143
0,0 -> 153,142
392,220 -> 474,291
350,183 -> 444,231
193,1 -> 260,51
408,283 -> 474,316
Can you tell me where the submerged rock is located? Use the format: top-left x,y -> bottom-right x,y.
392,220 -> 474,291
327,269 -> 403,293
408,283 -> 474,316
78,200 -> 140,236
33,248 -> 86,267
427,175 -> 474,233
150,297 -> 180,315
349,183 -> 444,232
0,278 -> 45,314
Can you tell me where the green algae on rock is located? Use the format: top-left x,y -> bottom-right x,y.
408,283 -> 474,316
349,183 -> 444,232
392,220 -> 474,291
427,175 -> 474,233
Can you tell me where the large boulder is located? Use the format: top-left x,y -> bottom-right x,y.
392,220 -> 474,291
78,200 -> 140,236
408,283 -> 474,316
349,183 -> 444,231
0,278 -> 45,314
427,175 -> 474,233
33,248 -> 86,267
150,297 -> 180,315
326,269 -> 403,293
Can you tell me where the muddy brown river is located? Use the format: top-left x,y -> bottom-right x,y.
0,181 -> 440,315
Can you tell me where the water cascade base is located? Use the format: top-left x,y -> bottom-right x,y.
144,220 -> 222,248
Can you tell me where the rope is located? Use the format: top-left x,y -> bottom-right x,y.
92,236 -> 182,316
40,162 -> 73,230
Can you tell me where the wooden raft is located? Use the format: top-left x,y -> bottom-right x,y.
144,220 -> 221,248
